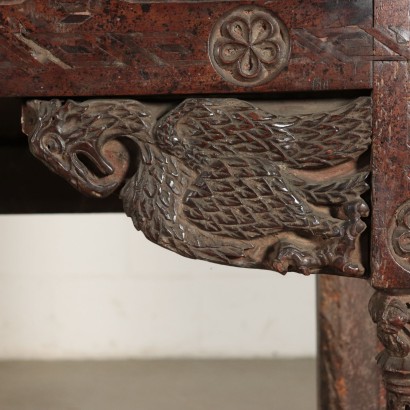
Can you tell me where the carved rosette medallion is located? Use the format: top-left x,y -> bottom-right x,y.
389,200 -> 410,271
208,6 -> 291,87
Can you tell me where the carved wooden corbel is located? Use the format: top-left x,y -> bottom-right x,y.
22,97 -> 371,277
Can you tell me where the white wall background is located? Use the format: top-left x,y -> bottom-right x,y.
0,214 -> 316,360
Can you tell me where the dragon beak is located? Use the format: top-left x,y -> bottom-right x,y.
71,139 -> 131,198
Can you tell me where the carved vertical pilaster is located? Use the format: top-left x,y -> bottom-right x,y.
370,1 -> 410,407
369,291 -> 410,410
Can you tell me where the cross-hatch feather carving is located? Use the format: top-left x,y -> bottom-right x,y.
22,97 -> 371,277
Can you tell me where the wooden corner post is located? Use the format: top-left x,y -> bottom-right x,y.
370,0 -> 410,408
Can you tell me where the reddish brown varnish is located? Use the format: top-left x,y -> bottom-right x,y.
371,0 -> 410,289
0,0 -> 373,96
318,275 -> 385,410
1,0 -> 410,408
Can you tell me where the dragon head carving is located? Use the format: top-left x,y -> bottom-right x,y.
22,99 -> 153,198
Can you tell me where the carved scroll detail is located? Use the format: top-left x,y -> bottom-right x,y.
22,97 -> 371,277
208,5 -> 291,87
369,292 -> 410,410
390,201 -> 410,272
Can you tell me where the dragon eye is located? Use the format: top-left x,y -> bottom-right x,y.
43,134 -> 63,154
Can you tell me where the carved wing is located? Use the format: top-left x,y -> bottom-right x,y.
154,97 -> 371,240
183,157 -> 324,240
120,152 -> 254,264
155,97 -> 371,169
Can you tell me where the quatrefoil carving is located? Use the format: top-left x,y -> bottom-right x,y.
209,5 -> 291,87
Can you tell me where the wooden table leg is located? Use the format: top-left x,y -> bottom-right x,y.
318,276 -> 385,410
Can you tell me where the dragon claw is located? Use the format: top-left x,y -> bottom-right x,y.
343,199 -> 369,219
268,242 -> 317,276
343,263 -> 365,276
332,256 -> 365,277
354,219 -> 367,235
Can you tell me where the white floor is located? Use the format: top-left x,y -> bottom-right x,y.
0,359 -> 317,410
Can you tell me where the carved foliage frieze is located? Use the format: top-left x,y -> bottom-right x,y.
208,5 -> 291,87
22,97 -> 371,277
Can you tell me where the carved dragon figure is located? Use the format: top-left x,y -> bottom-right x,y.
22,97 -> 371,276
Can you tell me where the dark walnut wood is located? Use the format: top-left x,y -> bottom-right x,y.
2,0 -> 410,407
23,97 -> 371,277
208,5 -> 291,87
319,276 -> 385,410
368,0 -> 410,408
371,0 -> 410,290
0,0 -> 373,96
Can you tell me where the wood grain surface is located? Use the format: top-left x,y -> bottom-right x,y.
318,275 -> 385,410
371,0 -> 410,289
0,0 -> 373,96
